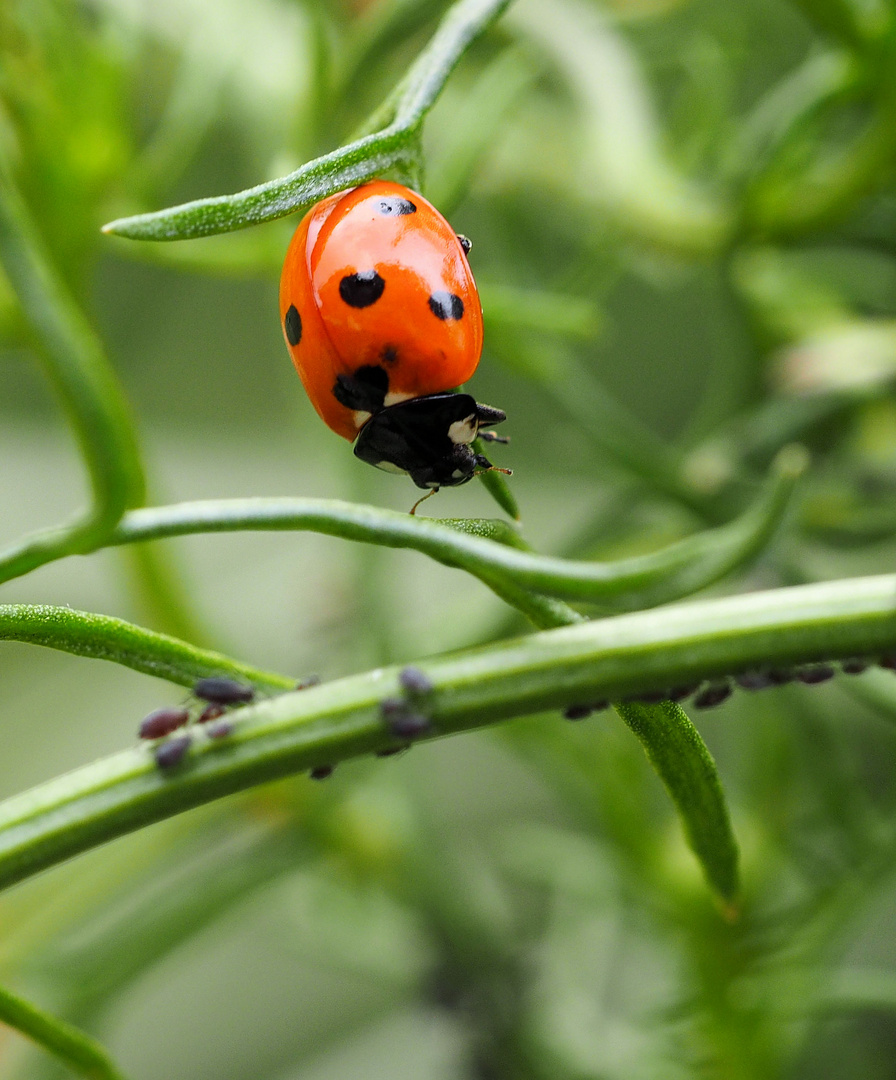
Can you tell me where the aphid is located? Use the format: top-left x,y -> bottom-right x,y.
139,706 -> 190,740
380,697 -> 431,740
193,677 -> 255,706
734,671 -> 777,691
153,734 -> 192,771
796,664 -> 835,684
563,704 -> 595,721
398,666 -> 434,697
692,682 -> 733,709
205,720 -> 235,740
841,658 -> 869,675
197,703 -> 226,724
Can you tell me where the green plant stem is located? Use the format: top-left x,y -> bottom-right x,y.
1,573 -> 896,894
0,166 -> 145,586
0,605 -> 294,691
0,982 -> 127,1080
104,446 -> 802,610
102,0 -> 512,240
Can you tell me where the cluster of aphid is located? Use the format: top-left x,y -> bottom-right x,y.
562,654 -> 894,720
138,676 -> 260,770
378,666 -> 436,744
138,667 -> 438,779
141,654 -> 894,778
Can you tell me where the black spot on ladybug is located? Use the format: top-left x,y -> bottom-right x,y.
428,291 -> 464,321
333,365 -> 389,411
457,234 -> 472,255
380,345 -> 399,364
284,304 -> 302,346
340,270 -> 386,308
377,196 -> 417,216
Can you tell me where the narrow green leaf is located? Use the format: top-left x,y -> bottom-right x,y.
101,127 -> 417,240
0,605 -> 294,691
0,982 -> 127,1080
615,700 -> 740,906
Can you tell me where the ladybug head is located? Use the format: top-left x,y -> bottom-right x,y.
353,393 -> 507,489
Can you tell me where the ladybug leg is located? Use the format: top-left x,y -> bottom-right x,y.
475,403 -> 506,428
478,431 -> 510,444
409,488 -> 440,515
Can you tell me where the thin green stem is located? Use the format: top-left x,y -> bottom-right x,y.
0,982 -> 127,1080
391,0 -> 514,126
0,164 -> 145,584
1,573 -> 896,893
102,0 -> 512,241
104,445 -> 803,610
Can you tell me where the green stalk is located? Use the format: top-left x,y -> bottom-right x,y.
0,165 -> 145,585
102,0 -> 513,241
0,573 -> 895,894
105,445 -> 803,610
0,982 -> 127,1080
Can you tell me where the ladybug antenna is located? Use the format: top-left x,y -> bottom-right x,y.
409,488 -> 440,515
476,466 -> 513,478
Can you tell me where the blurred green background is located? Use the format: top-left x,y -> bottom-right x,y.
4,0 -> 896,1076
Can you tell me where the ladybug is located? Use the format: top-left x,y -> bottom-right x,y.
279,181 -> 507,491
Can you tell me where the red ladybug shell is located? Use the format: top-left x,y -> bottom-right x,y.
279,181 -> 483,441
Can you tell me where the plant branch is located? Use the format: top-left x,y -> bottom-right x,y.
101,0 -> 512,241
1,573 -> 896,893
0,982 -> 128,1080
104,446 -> 804,610
0,165 -> 145,585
